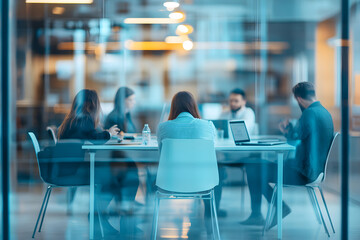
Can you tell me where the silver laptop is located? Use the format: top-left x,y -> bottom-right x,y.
229,120 -> 285,146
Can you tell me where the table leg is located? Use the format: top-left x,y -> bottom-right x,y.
277,152 -> 284,239
89,152 -> 95,240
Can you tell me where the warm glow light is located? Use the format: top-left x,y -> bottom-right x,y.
124,18 -> 183,24
182,40 -> 193,51
176,24 -> 193,35
26,0 -> 93,3
169,11 -> 185,20
163,2 -> 180,9
165,35 -> 189,43
125,40 -> 183,50
58,41 -> 288,52
52,7 -> 65,15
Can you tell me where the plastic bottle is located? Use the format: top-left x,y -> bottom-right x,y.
142,124 -> 151,145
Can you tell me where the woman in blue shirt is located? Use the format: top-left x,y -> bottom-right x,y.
157,91 -> 217,237
157,91 -> 216,150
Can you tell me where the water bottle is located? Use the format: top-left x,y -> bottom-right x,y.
142,124 -> 151,145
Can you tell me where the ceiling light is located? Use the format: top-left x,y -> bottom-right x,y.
52,7 -> 65,15
163,1 -> 180,9
165,35 -> 189,43
176,24 -> 193,35
182,40 -> 193,51
169,11 -> 185,20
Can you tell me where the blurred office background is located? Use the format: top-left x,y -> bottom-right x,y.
2,0 -> 360,239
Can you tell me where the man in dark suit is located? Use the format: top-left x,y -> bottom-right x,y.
240,82 -> 334,228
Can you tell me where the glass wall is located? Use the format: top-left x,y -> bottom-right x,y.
2,0 -> 360,239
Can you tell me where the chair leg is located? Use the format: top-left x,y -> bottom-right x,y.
210,189 -> 221,240
95,199 -> 105,239
263,185 -> 277,235
311,187 -> 330,237
38,186 -> 52,232
240,168 -> 245,214
32,186 -> 51,238
151,192 -> 160,240
307,187 -> 322,224
66,187 -> 77,216
209,192 -> 216,240
318,186 -> 335,234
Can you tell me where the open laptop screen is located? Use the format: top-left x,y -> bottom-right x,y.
229,120 -> 250,143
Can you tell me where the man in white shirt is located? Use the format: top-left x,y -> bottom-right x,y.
220,88 -> 256,135
216,88 -> 256,218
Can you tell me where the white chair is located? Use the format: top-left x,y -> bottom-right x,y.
151,139 -> 221,240
263,132 -> 339,237
46,126 -> 57,145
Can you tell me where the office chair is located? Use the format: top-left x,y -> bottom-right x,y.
28,132 -> 104,238
46,126 -> 77,215
263,132 -> 339,237
46,126 -> 57,145
151,139 -> 221,240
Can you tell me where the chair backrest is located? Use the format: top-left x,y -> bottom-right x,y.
46,126 -> 57,144
321,132 -> 340,183
29,132 -> 48,183
156,139 -> 219,193
28,132 -> 40,156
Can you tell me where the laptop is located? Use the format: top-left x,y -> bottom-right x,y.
229,120 -> 285,146
209,119 -> 229,138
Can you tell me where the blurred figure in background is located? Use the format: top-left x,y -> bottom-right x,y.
221,88 -> 256,135
104,86 -> 141,237
216,88 -> 257,217
242,82 -> 334,228
57,89 -> 119,237
105,87 -> 137,133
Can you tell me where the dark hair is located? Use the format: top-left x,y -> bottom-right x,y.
58,89 -> 101,138
292,82 -> 316,101
168,91 -> 201,120
230,88 -> 246,99
114,87 -> 135,115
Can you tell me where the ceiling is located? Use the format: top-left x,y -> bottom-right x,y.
17,0 -> 359,22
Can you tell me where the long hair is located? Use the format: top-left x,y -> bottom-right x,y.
58,89 -> 101,138
113,87 -> 135,116
168,91 -> 201,120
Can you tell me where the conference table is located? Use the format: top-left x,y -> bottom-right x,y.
83,137 -> 295,240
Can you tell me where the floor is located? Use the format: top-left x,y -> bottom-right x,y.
9,181 -> 360,240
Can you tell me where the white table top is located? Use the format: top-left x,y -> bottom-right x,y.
82,138 -> 295,152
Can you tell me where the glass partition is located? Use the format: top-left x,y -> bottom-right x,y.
2,0 -> 360,239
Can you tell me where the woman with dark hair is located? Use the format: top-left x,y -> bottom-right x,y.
57,89 -> 120,237
105,87 -> 137,133
157,91 -> 216,150
157,92 -> 218,237
103,87 -> 141,237
58,89 -> 119,140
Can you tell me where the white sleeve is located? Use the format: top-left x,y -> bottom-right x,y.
243,108 -> 256,136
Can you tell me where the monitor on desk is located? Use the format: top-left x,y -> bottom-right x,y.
208,119 -> 229,138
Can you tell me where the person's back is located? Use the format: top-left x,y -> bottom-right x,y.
60,115 -> 110,143
157,112 -> 216,150
292,101 -> 334,181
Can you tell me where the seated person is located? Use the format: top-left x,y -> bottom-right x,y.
216,88 -> 256,217
104,87 -> 140,232
57,89 -> 119,236
105,87 -> 137,133
241,82 -> 334,228
220,88 -> 255,135
157,91 -> 217,237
